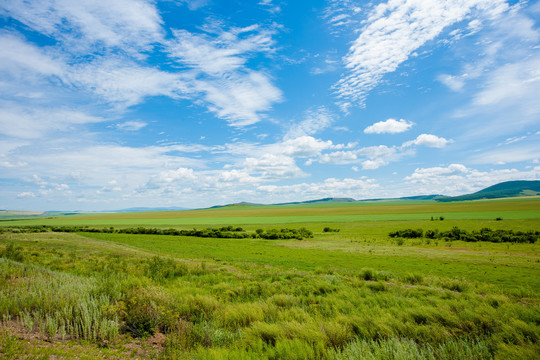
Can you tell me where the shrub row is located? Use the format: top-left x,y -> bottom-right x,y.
0,225 -> 313,240
390,226 -> 539,243
255,228 -> 313,240
388,229 -> 423,238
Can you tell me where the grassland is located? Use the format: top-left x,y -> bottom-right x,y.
0,198 -> 539,359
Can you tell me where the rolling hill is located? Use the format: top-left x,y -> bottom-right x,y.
435,180 -> 540,202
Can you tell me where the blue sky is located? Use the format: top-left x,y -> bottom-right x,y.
1,0 -> 539,211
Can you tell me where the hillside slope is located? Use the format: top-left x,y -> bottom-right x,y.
436,180 -> 540,202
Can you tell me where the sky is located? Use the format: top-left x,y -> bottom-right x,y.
0,0 -> 539,211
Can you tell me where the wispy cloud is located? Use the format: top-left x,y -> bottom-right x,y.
333,0 -> 508,110
177,0 -> 210,11
1,2 -> 284,126
0,101 -> 106,139
472,56 -> 540,118
68,58 -> 185,109
117,121 -> 147,131
285,106 -> 336,139
167,25 -> 283,126
322,0 -> 363,35
470,143 -> 540,165
0,33 -> 64,78
1,0 -> 164,54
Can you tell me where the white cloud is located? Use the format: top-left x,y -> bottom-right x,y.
317,144 -> 406,170
97,180 -> 122,193
243,154 -> 306,180
191,71 -> 282,126
4,144 -> 205,190
403,134 -> 452,148
257,177 -> 379,201
357,145 -> 402,169
280,136 -> 334,158
69,59 -> 186,109
258,0 -> 281,13
472,56 -> 540,122
285,106 -> 336,139
439,6 -> 540,140
218,170 -> 260,184
364,118 -> 414,134
117,121 -> 147,131
437,74 -> 466,91
405,164 -> 469,182
167,25 -> 283,126
1,4 -> 283,127
323,0 -> 363,35
334,0 -> 508,109
169,27 -> 275,76
17,192 -> 36,198
318,151 -> 358,165
0,102 -> 106,139
404,163 -> 539,195
178,0 -> 210,11
0,33 -> 64,78
157,168 -> 197,183
1,0 -> 164,54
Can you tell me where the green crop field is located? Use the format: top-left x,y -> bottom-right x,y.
1,198 -> 539,359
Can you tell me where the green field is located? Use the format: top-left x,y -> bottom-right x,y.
1,198 -> 539,359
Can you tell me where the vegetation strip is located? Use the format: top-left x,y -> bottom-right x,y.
0,225 -> 314,240
389,227 -> 539,243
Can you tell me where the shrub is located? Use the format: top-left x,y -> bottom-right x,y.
122,286 -> 172,337
218,303 -> 265,329
321,321 -> 353,349
0,243 -> 24,262
389,229 -> 423,238
404,273 -> 423,285
361,269 -> 375,281
145,256 -> 187,282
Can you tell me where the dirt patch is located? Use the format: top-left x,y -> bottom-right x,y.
0,320 -> 162,359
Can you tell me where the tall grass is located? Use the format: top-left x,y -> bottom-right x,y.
1,225 -> 539,359
0,257 -> 119,342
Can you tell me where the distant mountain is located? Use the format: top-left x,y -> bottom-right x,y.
113,206 -> 190,212
357,194 -> 447,202
436,180 -> 540,202
208,181 -> 540,208
208,202 -> 265,209
276,197 -> 358,205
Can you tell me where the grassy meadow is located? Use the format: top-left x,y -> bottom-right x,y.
1,198 -> 539,359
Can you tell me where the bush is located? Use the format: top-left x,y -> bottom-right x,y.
0,243 -> 24,262
122,286 -> 173,337
389,229 -> 423,238
145,256 -> 187,282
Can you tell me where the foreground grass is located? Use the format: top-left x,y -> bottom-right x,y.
1,216 -> 539,359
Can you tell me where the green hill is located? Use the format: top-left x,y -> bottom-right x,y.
436,180 -> 540,202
